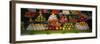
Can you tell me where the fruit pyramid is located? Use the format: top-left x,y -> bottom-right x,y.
62,23 -> 74,30
35,10 -> 46,22
48,12 -> 60,30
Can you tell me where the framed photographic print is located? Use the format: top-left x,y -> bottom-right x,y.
10,1 -> 97,43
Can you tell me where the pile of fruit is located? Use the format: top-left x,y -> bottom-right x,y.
27,24 -> 48,30
48,13 -> 61,30
35,10 -> 46,22
35,14 -> 46,22
75,22 -> 89,30
62,23 -> 75,30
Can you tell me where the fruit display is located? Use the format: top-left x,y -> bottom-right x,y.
21,8 -> 92,35
35,10 -> 46,22
48,13 -> 60,30
62,23 -> 74,30
59,14 -> 68,23
75,22 -> 89,30
27,23 -> 47,30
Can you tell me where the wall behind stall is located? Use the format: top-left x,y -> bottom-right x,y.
0,0 -> 100,44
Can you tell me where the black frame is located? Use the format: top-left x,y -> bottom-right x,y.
10,1 -> 97,43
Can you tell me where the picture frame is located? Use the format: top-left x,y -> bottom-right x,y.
10,1 -> 97,43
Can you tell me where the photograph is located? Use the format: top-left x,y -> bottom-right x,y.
21,8 -> 92,35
